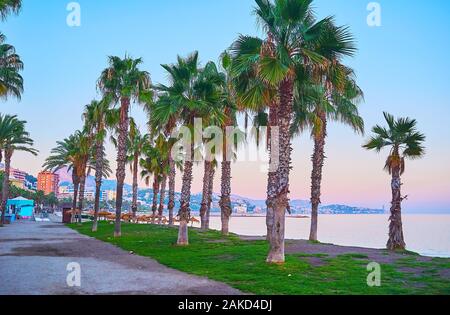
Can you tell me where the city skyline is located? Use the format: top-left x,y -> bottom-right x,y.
2,0 -> 450,212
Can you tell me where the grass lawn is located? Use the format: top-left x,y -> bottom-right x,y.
70,222 -> 450,295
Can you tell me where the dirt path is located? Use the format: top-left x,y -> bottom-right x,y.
0,220 -> 242,295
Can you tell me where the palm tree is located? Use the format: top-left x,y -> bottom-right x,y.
230,0 -> 356,263
363,112 -> 425,250
198,65 -> 226,231
153,134 -> 172,224
0,115 -> 37,226
205,160 -> 217,230
83,99 -> 118,232
124,119 -> 149,218
0,0 -> 21,21
44,133 -> 84,221
155,52 -> 224,245
98,55 -> 152,237
0,113 -> 19,163
293,61 -> 364,241
0,34 -> 23,100
227,39 -> 278,239
200,159 -> 213,230
140,144 -> 165,222
149,95 -> 182,226
0,114 -> 21,207
216,52 -> 248,235
72,130 -> 91,223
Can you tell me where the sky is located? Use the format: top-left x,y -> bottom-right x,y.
1,0 -> 450,212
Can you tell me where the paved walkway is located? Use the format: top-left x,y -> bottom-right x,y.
0,219 -> 242,295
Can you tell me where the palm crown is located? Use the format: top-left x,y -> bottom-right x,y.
251,0 -> 356,88
0,0 -> 21,21
363,112 -> 426,175
98,55 -> 152,104
0,114 -> 37,156
0,33 -> 24,100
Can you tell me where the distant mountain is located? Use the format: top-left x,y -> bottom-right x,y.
100,179 -> 132,191
191,192 -> 384,215
57,168 -> 132,191
55,167 -> 73,183
57,176 -> 384,214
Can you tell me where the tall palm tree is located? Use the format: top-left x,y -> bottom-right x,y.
227,39 -> 278,239
0,114 -> 20,207
363,113 -> 425,250
0,34 -> 23,100
98,55 -> 152,237
231,0 -> 356,263
127,119 -> 149,218
153,134 -> 172,224
200,158 -> 213,230
0,115 -> 37,226
293,62 -> 364,241
155,52 -> 223,245
0,113 -> 19,163
205,160 -> 217,230
140,144 -> 165,222
83,99 -> 118,232
73,130 -> 91,223
43,135 -> 79,211
0,0 -> 21,21
44,132 -> 84,221
198,64 -> 226,231
216,52 -> 247,235
149,94 -> 182,226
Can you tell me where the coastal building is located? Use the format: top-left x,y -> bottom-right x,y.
84,190 -> 95,201
102,190 -> 117,202
10,178 -> 25,189
0,164 -> 28,187
57,186 -> 73,200
37,171 -> 59,195
253,207 -> 263,214
234,204 -> 248,214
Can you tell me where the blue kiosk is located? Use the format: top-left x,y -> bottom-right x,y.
4,197 -> 35,223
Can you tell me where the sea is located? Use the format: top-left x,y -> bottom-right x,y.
205,214 -> 450,258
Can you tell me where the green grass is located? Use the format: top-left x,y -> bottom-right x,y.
70,222 -> 450,295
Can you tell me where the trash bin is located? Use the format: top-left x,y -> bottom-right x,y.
62,208 -> 72,224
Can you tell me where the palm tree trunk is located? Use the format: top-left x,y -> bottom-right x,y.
151,178 -> 160,223
168,156 -> 176,226
71,168 -> 79,223
309,113 -> 327,242
177,141 -> 194,245
266,101 -> 279,242
92,139 -> 104,232
206,165 -> 215,230
219,156 -> 232,236
267,78 -> 294,264
0,150 -> 12,226
158,175 -> 167,224
114,97 -> 130,237
387,166 -> 406,250
77,174 -> 86,224
0,151 -> 3,211
131,152 -> 139,217
200,161 -> 212,230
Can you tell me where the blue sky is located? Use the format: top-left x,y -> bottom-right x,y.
2,0 -> 450,212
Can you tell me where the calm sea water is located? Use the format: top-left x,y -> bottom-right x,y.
206,214 -> 450,258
